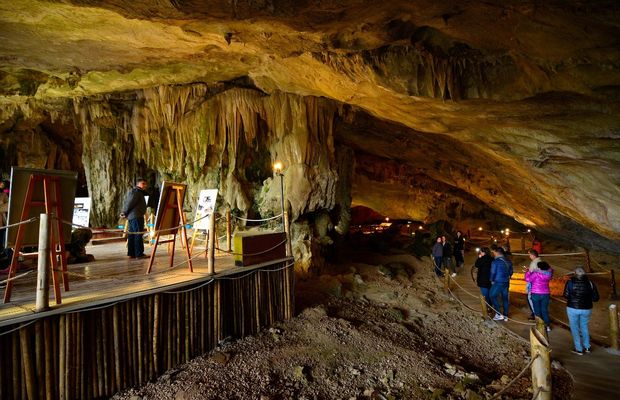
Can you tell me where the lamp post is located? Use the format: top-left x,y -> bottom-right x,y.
273,161 -> 285,231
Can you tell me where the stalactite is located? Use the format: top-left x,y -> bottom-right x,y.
73,84 -> 346,226
318,45 -> 519,101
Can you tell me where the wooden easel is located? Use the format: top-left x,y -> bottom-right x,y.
3,174 -> 69,304
145,185 -> 193,274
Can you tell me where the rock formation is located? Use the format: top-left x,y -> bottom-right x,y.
0,1 -> 619,266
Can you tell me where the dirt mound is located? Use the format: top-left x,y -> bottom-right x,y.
113,252 -> 572,399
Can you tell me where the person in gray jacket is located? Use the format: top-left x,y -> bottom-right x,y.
121,178 -> 148,258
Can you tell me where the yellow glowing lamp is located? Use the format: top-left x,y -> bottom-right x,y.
273,161 -> 283,174
478,226 -> 483,231
385,217 -> 390,222
419,225 -> 423,230
527,229 -> 531,233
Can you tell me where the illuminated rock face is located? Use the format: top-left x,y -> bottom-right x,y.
0,1 -> 619,259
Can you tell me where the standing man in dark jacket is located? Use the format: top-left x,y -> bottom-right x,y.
475,247 -> 493,306
564,267 -> 599,355
453,230 -> 465,270
490,247 -> 513,321
442,235 -> 455,277
121,178 -> 148,258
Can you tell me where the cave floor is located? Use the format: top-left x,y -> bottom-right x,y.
452,252 -> 620,400
0,241 -> 271,328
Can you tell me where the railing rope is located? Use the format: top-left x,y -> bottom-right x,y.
0,216 -> 39,231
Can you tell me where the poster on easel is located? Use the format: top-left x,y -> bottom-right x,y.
73,197 -> 91,228
153,181 -> 187,235
147,181 -> 193,274
193,189 -> 218,230
6,167 -> 77,247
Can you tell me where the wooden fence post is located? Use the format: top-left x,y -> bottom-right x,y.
480,295 -> 488,318
530,327 -> 552,400
226,209 -> 232,252
610,270 -> 617,300
283,211 -> 292,257
535,316 -> 547,340
207,213 -> 216,274
610,304 -> 618,351
584,248 -> 592,273
35,213 -> 50,312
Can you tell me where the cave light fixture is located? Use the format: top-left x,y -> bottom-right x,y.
273,160 -> 285,231
419,225 -> 423,230
478,226 -> 483,231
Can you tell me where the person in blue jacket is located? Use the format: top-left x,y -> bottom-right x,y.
490,246 -> 513,321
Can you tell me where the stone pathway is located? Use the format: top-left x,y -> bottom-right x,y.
449,268 -> 620,400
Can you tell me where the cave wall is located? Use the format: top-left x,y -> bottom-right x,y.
0,0 -> 619,257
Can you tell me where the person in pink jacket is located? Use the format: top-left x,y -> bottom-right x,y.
525,261 -> 553,331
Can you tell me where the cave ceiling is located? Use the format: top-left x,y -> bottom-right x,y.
0,0 -> 619,251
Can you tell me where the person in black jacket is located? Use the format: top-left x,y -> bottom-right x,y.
120,178 -> 148,258
563,267 -> 599,355
442,235 -> 456,277
475,247 -> 493,307
453,230 -> 465,270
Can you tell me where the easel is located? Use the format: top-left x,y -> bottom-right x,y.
145,184 -> 193,274
3,174 -> 69,304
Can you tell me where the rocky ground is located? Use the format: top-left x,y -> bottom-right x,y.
113,237 -> 574,400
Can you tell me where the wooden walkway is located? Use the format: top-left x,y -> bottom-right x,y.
0,240 -> 294,400
0,241 -> 278,328
449,256 -> 620,400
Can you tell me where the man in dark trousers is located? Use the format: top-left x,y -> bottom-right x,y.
475,247 -> 493,307
121,178 -> 148,258
490,246 -> 513,321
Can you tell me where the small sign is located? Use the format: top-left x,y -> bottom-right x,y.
73,197 -> 91,228
194,189 -> 218,230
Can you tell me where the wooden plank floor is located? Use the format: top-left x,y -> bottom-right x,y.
0,240 -> 284,328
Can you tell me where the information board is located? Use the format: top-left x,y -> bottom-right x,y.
193,189 -> 218,230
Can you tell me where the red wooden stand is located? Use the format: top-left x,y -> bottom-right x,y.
3,174 -> 69,304
145,185 -> 193,274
